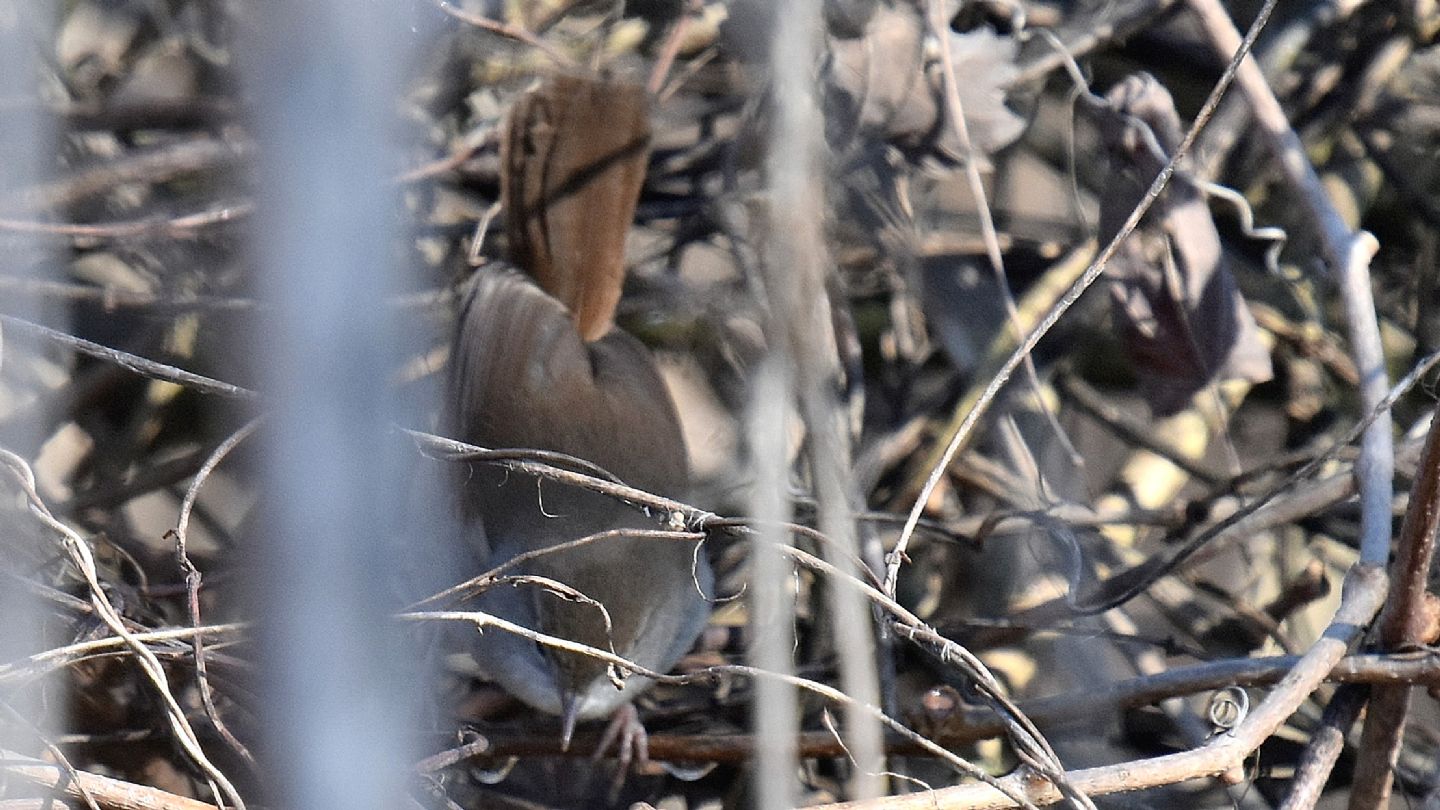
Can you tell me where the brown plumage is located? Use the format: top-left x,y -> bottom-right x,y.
500,74 -> 651,342
448,75 -> 709,743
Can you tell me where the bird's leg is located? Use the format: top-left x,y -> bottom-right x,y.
594,701 -> 649,798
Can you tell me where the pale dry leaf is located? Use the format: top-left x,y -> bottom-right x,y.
826,10 -> 1026,162
943,26 -> 1026,156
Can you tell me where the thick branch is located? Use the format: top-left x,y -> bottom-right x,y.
1348,413 -> 1440,808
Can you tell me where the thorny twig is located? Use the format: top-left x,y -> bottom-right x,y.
407,527 -> 705,610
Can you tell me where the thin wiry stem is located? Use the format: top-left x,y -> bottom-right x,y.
888,0 -> 1312,600
0,449 -> 247,810
170,417 -> 265,773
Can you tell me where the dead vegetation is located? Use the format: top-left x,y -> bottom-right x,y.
2,0 -> 1440,808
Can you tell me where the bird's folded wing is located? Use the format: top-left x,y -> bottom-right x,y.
447,270 -> 688,544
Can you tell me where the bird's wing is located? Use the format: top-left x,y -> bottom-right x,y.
446,269 -> 688,549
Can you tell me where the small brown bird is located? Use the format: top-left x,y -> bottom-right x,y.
447,75 -> 710,751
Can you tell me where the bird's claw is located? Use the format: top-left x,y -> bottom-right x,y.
593,702 -> 649,772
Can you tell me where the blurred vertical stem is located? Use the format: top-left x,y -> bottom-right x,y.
0,1 -> 60,764
766,0 -> 886,798
242,4 -> 418,810
747,363 -> 800,808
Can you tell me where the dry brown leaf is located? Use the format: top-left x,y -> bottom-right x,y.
1095,73 -> 1273,415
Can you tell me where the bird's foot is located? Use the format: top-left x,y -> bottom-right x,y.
593,702 -> 649,773
593,702 -> 651,800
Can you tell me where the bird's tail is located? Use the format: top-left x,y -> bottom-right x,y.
500,74 -> 652,342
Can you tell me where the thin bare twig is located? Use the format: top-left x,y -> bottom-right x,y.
408,528 -> 704,610
400,610 -> 1038,808
1016,346 -> 1440,621
926,0 -> 1087,508
0,137 -> 248,214
1056,372 -> 1227,485
436,649 -> 1440,765
0,450 -> 247,810
415,738 -> 492,775
0,624 -> 246,687
169,418 -> 265,773
60,445 -> 217,513
431,1 -> 575,68
646,0 -> 701,96
0,204 -> 252,241
407,429 -> 711,526
884,0 -> 1282,601
1,748 -> 218,810
0,314 -> 258,401
813,564 -> 1389,809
